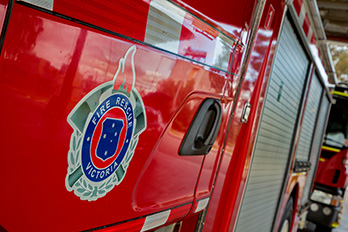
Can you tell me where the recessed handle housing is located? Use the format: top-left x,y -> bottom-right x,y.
179,99 -> 222,156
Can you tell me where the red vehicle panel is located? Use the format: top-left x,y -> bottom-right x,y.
0,0 -> 334,231
203,0 -> 287,231
0,1 -> 236,231
316,148 -> 348,189
306,89 -> 348,230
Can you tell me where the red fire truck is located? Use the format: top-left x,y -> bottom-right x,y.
306,84 -> 348,232
0,0 -> 335,231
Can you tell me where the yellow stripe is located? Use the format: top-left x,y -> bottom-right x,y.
322,145 -> 340,153
319,158 -> 326,162
331,91 -> 348,98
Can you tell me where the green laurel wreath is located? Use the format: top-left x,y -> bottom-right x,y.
66,130 -> 138,201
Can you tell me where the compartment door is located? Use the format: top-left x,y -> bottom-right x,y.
234,17 -> 310,232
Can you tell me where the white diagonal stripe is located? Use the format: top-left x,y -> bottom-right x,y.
145,0 -> 185,54
18,0 -> 53,10
299,4 -> 306,26
307,27 -> 313,43
141,210 -> 171,231
195,198 -> 210,213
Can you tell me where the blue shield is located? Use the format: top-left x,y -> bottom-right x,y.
96,118 -> 124,161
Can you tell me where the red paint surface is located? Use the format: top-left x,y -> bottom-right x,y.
0,2 -> 233,231
302,14 -> 310,37
0,0 -> 326,231
265,5 -> 275,30
53,0 -> 149,42
203,0 -> 287,231
311,34 -> 317,45
315,148 -> 348,189
231,44 -> 244,74
181,213 -> 200,232
53,0 -> 242,75
293,0 -> 303,16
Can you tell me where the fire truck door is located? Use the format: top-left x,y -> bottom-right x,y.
0,1 -> 232,231
132,86 -> 227,215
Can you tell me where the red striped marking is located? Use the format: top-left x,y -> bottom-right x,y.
311,34 -> 316,45
293,0 -> 303,16
193,198 -> 210,213
302,14 -> 310,36
291,0 -> 318,46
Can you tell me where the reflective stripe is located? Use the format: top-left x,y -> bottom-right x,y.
298,4 -> 306,26
141,210 -> 171,231
213,33 -> 235,71
293,0 -> 303,15
292,0 -> 316,45
332,91 -> 348,98
322,145 -> 340,153
307,27 -> 313,43
145,0 -> 237,73
319,158 -> 326,162
194,198 -> 210,213
18,0 -> 53,10
145,0 -> 185,54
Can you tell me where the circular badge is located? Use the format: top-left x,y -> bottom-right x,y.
66,45 -> 147,201
81,93 -> 134,182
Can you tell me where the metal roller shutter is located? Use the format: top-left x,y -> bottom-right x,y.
295,73 -> 322,162
234,18 -> 309,232
301,93 -> 330,205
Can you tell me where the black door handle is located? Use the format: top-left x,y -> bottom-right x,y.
179,99 -> 222,156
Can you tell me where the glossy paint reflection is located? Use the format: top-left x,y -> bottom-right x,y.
177,0 -> 253,41
202,1 -> 287,231
0,3 -> 230,231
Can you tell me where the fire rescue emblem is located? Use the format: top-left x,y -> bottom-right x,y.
65,45 -> 146,201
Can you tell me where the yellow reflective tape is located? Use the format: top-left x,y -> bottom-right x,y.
331,91 -> 348,98
319,158 -> 326,162
322,146 -> 340,153
331,222 -> 339,228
